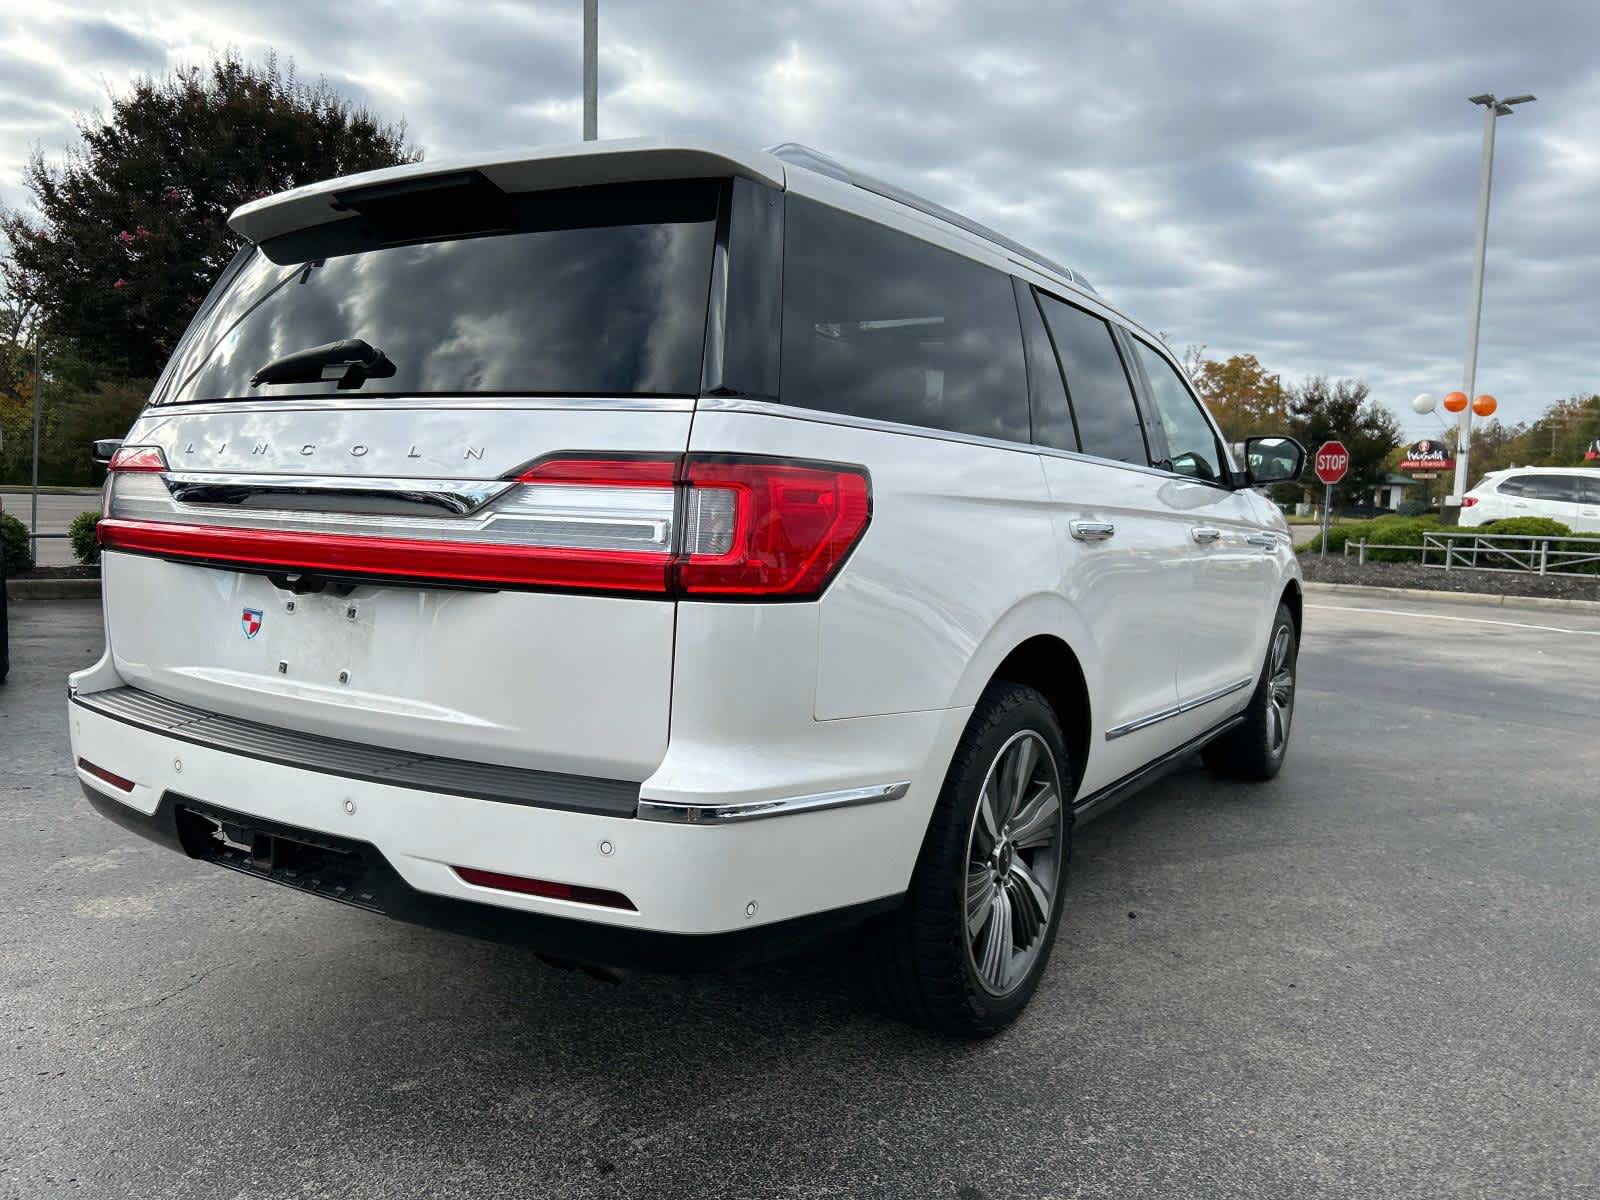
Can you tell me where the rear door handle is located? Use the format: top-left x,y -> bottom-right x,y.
1244,532 -> 1279,548
1190,526 -> 1222,545
1070,520 -> 1116,542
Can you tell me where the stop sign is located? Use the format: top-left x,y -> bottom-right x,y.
1314,440 -> 1350,485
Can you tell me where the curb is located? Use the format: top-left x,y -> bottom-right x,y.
1303,580 -> 1600,615
5,578 -> 101,601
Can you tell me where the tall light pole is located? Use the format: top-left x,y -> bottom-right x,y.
582,0 -> 598,140
1448,91 -> 1534,507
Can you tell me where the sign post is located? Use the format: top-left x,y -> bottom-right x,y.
1313,440 -> 1351,556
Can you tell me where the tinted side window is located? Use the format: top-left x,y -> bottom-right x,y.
1523,476 -> 1578,502
1131,338 -> 1224,482
1014,280 -> 1075,451
1496,477 -> 1526,496
1036,294 -> 1147,464
780,197 -> 1029,442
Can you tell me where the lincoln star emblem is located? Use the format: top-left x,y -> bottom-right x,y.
241,608 -> 264,639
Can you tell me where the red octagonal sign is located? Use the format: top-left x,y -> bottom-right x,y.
1314,440 -> 1350,485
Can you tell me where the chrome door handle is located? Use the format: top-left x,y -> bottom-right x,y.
1190,526 -> 1222,544
1070,520 -> 1116,542
1244,532 -> 1279,548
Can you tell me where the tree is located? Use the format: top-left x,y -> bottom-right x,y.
1189,353 -> 1291,442
1,52 -> 418,380
1286,376 -> 1401,502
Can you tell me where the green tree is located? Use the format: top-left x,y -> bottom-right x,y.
1,52 -> 418,380
1287,376 -> 1401,503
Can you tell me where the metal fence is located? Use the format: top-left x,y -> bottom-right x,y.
1347,530 -> 1600,577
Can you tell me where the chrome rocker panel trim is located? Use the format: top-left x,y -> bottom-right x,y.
1104,675 -> 1255,741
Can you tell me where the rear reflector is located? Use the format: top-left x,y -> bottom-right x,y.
100,451 -> 870,599
77,757 -> 136,792
453,866 -> 637,911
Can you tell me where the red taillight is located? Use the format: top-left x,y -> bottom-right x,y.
96,520 -> 675,593
676,458 -> 872,597
98,450 -> 870,600
1461,496 -> 1479,507
107,445 -> 168,473
453,866 -> 636,911
78,757 -> 136,792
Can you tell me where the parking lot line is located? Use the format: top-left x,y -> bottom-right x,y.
1307,602 -> 1600,637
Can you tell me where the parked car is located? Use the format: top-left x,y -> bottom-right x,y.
1461,466 -> 1600,532
69,139 -> 1305,1035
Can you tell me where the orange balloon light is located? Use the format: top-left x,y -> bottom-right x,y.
1442,391 -> 1469,413
1473,394 -> 1497,417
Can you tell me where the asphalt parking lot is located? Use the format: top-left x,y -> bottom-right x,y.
3,594 -> 1598,1199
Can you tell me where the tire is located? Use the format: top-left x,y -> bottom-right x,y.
869,682 -> 1072,1037
1202,602 -> 1298,781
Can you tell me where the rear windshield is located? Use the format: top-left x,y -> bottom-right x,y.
155,179 -> 720,404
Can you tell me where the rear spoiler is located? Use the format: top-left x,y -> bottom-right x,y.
228,138 -> 788,245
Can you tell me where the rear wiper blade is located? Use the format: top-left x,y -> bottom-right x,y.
249,339 -> 396,390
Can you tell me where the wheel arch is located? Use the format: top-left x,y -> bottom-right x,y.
1280,576 -> 1303,642
949,592 -> 1098,802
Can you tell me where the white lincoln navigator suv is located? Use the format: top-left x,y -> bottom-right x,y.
70,139 -> 1306,1035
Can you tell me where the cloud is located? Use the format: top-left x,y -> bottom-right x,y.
0,0 -> 1595,433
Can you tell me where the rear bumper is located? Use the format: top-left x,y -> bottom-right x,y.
77,782 -> 897,971
69,687 -> 966,951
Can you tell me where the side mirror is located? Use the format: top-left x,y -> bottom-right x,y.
91,438 -> 124,466
1243,436 -> 1306,486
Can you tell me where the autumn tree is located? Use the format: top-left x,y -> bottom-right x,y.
1189,353 -> 1291,442
1,52 -> 418,381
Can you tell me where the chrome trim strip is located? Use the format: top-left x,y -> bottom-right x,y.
1104,675 -> 1255,741
637,780 -> 911,824
164,473 -> 515,515
151,395 -> 699,415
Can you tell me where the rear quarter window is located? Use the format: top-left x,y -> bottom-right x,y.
779,196 -> 1029,443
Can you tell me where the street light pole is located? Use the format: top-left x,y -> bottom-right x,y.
30,323 -> 41,545
1449,92 -> 1534,506
582,0 -> 598,141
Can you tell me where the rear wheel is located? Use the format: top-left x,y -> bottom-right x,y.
1203,602 -> 1297,781
870,683 -> 1070,1036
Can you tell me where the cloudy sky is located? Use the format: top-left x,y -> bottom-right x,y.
1,0 -> 1595,434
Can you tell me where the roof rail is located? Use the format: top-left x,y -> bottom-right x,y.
766,142 -> 1093,294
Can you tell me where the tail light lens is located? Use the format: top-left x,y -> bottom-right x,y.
97,451 -> 870,600
1461,496 -> 1478,507
677,458 -> 872,597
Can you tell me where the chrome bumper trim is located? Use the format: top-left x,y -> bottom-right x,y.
637,780 -> 911,825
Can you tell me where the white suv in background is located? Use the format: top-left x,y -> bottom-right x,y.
70,139 -> 1306,1035
1461,466 -> 1600,531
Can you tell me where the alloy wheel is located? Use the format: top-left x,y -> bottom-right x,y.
963,730 -> 1064,996
1267,624 -> 1296,754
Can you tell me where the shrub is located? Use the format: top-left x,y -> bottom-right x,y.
1397,499 -> 1429,517
1479,516 -> 1600,574
1479,516 -> 1573,537
1,510 -> 34,573
1296,512 -> 1442,558
69,510 -> 102,565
